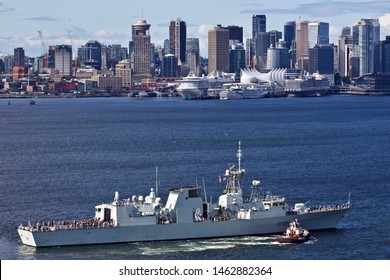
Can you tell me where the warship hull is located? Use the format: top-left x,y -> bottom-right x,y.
18,208 -> 347,247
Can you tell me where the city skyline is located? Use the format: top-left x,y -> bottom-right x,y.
1,0 -> 390,58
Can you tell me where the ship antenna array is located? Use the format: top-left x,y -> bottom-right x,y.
237,141 -> 243,171
155,166 -> 159,197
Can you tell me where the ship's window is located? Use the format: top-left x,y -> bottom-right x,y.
96,208 -> 101,212
188,189 -> 199,198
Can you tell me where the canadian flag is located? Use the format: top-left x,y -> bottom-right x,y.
218,176 -> 221,183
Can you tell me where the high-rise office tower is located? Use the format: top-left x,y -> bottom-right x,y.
267,42 -> 290,69
338,27 -> 353,77
268,30 -> 282,48
169,19 -> 186,64
284,21 -> 296,68
0,59 -> 5,73
295,21 -> 309,70
245,38 -> 253,68
162,54 -> 178,77
308,22 -> 329,48
284,22 -> 296,50
208,25 -> 229,73
353,18 -> 380,76
255,32 -> 269,70
115,59 -> 132,87
186,38 -> 200,75
13,47 -> 25,67
380,36 -> 390,73
252,15 -> 266,40
55,45 -> 72,77
132,18 -> 152,82
186,38 -> 200,54
252,15 -> 266,63
342,26 -> 352,37
227,25 -> 243,44
107,44 -> 128,68
229,43 -> 246,77
163,39 -> 170,55
83,40 -> 102,70
309,45 -> 334,74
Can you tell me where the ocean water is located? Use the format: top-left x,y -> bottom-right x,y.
0,95 -> 389,260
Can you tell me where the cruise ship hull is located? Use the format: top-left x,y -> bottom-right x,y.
177,88 -> 208,100
18,208 -> 347,247
220,90 -> 267,100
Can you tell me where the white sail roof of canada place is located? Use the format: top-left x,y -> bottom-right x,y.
241,68 -> 287,84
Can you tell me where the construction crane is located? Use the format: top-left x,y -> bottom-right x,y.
0,50 -> 11,58
38,31 -> 48,59
67,31 -> 78,75
67,31 -> 75,55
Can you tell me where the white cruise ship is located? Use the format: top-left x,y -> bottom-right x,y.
284,72 -> 330,96
176,72 -> 208,100
177,71 -> 235,100
219,83 -> 268,100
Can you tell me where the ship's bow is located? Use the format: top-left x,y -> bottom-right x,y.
17,228 -> 37,247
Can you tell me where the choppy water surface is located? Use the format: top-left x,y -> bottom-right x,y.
0,95 -> 389,259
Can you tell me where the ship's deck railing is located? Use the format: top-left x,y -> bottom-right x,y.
286,203 -> 350,215
18,218 -> 115,232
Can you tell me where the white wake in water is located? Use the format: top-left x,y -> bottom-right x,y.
139,236 -> 279,256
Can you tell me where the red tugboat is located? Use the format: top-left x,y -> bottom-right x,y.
276,219 -> 311,244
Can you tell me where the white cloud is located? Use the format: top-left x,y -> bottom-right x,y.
379,13 -> 390,39
197,24 -> 213,38
196,24 -> 213,57
241,1 -> 390,18
329,25 -> 342,43
0,2 -> 13,13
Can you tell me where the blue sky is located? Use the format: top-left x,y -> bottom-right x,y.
1,0 -> 390,58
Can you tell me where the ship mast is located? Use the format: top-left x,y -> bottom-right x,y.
155,166 -> 159,197
237,140 -> 242,171
224,141 -> 245,194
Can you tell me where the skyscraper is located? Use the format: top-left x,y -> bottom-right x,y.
227,25 -> 243,44
252,15 -> 266,41
84,40 -> 102,70
342,27 -> 352,37
162,54 -> 178,77
169,19 -> 186,64
268,30 -> 282,48
338,28 -> 353,77
255,32 -> 269,70
115,59 -> 132,87
267,42 -> 290,69
55,45 -> 72,77
245,38 -> 253,68
208,25 -> 229,73
229,43 -> 245,77
132,18 -> 152,83
13,47 -> 25,67
186,38 -> 200,75
380,36 -> 390,73
107,44 -> 128,68
295,21 -> 309,70
309,45 -> 334,74
308,22 -> 329,48
252,15 -> 266,64
284,22 -> 296,50
353,18 -> 380,76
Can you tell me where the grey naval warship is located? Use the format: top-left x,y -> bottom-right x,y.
17,142 -> 350,247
